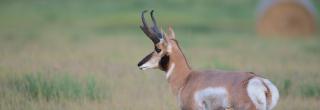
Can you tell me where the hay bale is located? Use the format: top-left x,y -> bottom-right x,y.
256,0 -> 317,36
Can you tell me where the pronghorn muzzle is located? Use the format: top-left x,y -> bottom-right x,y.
137,52 -> 153,68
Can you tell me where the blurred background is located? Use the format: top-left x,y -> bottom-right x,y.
0,0 -> 319,110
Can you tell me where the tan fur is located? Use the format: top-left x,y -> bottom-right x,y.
165,38 -> 259,110
138,12 -> 277,109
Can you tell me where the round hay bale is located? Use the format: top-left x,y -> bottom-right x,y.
256,0 -> 317,36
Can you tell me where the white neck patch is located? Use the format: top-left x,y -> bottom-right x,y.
166,63 -> 175,79
167,43 -> 173,53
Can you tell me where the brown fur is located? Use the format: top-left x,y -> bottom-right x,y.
165,38 -> 259,110
138,12 -> 275,109
178,71 -> 257,110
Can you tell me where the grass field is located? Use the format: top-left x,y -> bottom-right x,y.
0,0 -> 320,110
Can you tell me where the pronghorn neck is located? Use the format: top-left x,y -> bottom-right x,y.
165,42 -> 192,95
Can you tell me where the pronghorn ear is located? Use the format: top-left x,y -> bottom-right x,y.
160,28 -> 168,44
163,32 -> 169,43
167,26 -> 175,39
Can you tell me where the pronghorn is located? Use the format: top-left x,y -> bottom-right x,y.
137,10 -> 279,110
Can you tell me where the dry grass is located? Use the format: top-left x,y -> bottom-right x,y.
0,31 -> 319,110
0,0 -> 319,109
257,0 -> 316,36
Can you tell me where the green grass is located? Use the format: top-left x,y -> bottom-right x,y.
281,79 -> 292,97
0,0 -> 319,110
10,73 -> 106,100
1,32 -> 319,110
300,83 -> 320,98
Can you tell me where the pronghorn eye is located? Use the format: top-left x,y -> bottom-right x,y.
155,46 -> 161,53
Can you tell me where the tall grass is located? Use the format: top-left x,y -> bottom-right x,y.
300,83 -> 320,98
10,73 -> 106,101
0,32 -> 319,110
0,0 -> 319,110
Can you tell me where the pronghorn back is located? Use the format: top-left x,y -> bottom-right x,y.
179,70 -> 278,110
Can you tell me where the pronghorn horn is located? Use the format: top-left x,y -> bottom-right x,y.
139,10 -> 162,44
140,10 -> 149,30
150,10 -> 163,39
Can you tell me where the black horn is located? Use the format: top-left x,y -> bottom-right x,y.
139,10 -> 162,44
150,10 -> 163,39
140,10 -> 149,30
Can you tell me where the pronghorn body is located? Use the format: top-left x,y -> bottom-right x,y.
177,71 -> 278,110
137,10 -> 279,110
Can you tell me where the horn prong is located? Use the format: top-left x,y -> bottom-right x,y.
150,10 -> 158,27
141,10 -> 148,28
150,10 -> 163,39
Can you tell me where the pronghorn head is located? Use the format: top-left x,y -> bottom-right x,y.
137,10 -> 176,71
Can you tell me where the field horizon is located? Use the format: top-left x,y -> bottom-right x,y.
0,0 -> 319,110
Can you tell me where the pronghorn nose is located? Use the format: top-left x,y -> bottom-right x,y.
137,52 -> 153,67
138,61 -> 143,67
